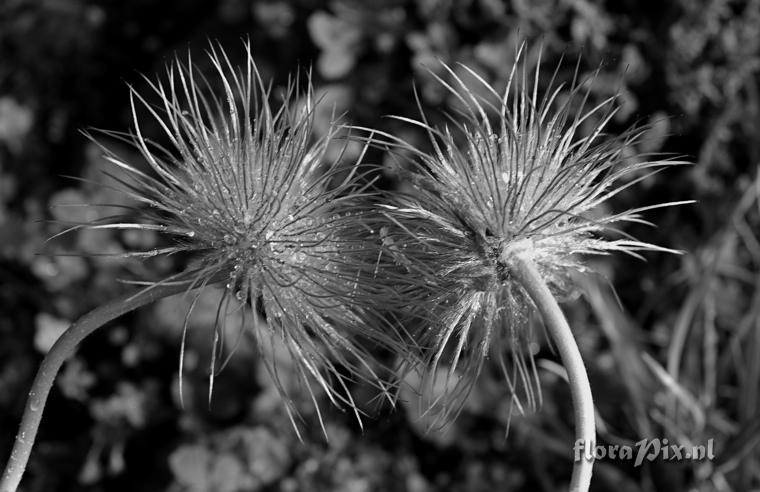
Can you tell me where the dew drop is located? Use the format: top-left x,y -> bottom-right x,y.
244,216 -> 254,228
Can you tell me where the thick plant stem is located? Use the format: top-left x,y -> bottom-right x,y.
509,254 -> 596,492
0,280 -> 219,492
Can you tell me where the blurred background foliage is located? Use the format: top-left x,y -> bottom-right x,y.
1,0 -> 759,491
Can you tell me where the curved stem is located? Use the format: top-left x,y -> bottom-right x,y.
1,279 -> 220,492
509,254 -> 595,492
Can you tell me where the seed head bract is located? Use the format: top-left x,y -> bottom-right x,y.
71,42 -> 408,436
361,44 -> 690,428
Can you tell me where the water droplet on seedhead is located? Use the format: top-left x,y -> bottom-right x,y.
243,212 -> 254,227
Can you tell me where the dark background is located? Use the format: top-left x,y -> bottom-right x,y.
1,0 -> 758,490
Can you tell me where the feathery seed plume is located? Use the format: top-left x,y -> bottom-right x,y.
78,42 -> 406,435
364,45 -> 689,428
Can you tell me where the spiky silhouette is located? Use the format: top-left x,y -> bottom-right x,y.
362,45 -> 689,428
79,42 -> 408,435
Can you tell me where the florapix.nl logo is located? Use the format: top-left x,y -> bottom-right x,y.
574,439 -> 716,467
